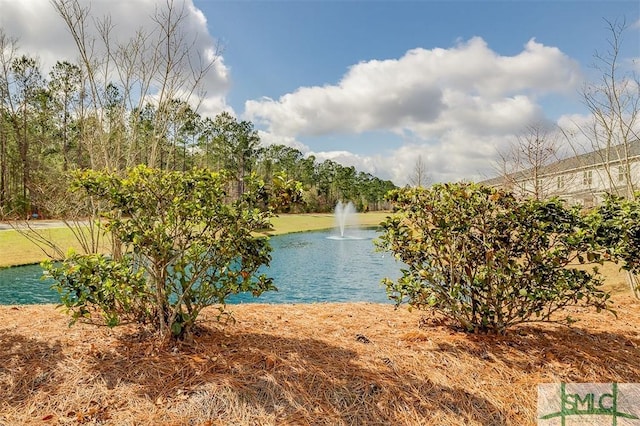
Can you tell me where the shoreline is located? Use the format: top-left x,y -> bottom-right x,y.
1,224 -> 396,306
0,212 -> 391,269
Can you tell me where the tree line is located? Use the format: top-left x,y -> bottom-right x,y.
0,56 -> 395,217
0,9 -> 395,219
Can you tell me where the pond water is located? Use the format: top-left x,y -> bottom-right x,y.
0,263 -> 57,304
0,228 -> 401,305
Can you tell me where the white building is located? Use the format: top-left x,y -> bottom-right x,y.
482,141 -> 640,207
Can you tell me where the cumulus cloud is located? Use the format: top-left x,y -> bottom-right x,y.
0,0 -> 231,117
246,37 -> 581,140
312,130 -> 508,186
557,111 -> 640,159
257,131 -> 310,152
309,150 -> 379,175
246,37 -> 582,185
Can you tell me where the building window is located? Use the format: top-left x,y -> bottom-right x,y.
618,165 -> 626,182
583,170 -> 593,186
557,175 -> 565,190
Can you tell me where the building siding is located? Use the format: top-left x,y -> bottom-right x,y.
481,141 -> 640,206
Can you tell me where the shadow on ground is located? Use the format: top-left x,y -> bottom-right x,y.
0,329 -> 64,405
87,326 -> 506,424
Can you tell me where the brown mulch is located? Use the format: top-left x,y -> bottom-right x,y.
1,295 -> 639,425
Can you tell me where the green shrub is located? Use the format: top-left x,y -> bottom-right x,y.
44,252 -> 151,327
44,165 -> 276,340
586,194 -> 640,298
377,183 -> 612,334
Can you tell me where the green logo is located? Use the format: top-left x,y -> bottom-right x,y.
539,383 -> 640,425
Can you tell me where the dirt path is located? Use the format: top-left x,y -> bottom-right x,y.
0,220 -> 83,231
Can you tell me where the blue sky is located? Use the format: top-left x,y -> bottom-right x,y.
1,0 -> 639,184
199,0 -> 639,183
200,1 -> 636,110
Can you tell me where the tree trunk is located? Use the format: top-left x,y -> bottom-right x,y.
0,114 -> 7,210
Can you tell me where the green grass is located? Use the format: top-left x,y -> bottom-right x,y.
0,212 -> 391,268
0,225 -> 111,268
266,212 -> 388,235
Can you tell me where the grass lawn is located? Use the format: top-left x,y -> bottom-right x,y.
0,226 -> 90,268
266,211 -> 388,235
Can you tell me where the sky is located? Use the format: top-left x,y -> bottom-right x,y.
1,0 -> 639,185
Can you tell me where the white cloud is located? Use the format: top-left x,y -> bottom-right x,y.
257,131 -> 310,152
246,37 -> 581,140
556,113 -> 595,152
311,131 -> 509,186
247,37 -> 582,185
557,111 -> 640,159
0,0 -> 231,117
309,150 -> 378,174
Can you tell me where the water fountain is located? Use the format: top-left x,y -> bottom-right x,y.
332,201 -> 359,239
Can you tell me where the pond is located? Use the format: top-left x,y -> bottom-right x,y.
0,228 -> 402,305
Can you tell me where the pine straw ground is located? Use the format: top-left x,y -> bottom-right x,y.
1,296 -> 640,426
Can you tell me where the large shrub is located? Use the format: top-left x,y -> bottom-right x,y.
586,194 -> 640,298
377,183 -> 612,334
44,166 -> 277,339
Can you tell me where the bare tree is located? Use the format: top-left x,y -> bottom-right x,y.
50,0 -> 221,169
574,18 -> 640,297
576,18 -> 640,198
409,155 -> 431,188
0,30 -> 18,213
495,123 -> 562,200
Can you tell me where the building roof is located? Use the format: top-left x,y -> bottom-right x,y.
481,139 -> 640,186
